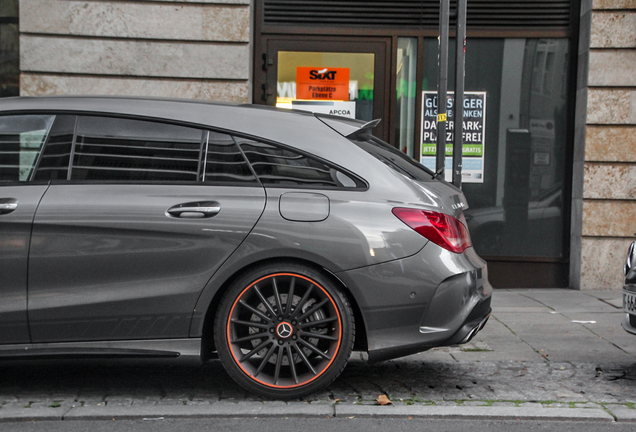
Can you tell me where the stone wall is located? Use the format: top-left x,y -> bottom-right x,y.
19,0 -> 251,102
581,0 -> 636,289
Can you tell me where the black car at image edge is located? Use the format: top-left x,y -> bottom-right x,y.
623,234 -> 636,335
0,96 -> 492,398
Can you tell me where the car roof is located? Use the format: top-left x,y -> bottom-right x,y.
0,95 -> 316,131
0,96 -> 366,137
0,96 -> 380,180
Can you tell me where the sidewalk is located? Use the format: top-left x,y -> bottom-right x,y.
327,289 -> 636,422
0,289 -> 634,422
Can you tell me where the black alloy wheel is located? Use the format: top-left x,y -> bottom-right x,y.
214,263 -> 354,399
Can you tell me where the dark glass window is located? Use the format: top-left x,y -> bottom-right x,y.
0,1 -> 19,98
72,116 -> 203,182
237,137 -> 362,188
0,114 -> 55,182
33,115 -> 75,181
204,131 -> 256,184
422,38 -> 569,258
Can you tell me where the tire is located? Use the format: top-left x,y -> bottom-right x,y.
214,262 -> 355,399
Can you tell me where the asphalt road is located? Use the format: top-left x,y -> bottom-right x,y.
1,418 -> 635,432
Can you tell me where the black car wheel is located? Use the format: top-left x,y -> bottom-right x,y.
214,263 -> 354,399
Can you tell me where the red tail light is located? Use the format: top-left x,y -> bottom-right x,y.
392,207 -> 472,254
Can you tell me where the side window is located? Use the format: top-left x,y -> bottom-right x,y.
0,114 -> 55,182
72,116 -> 203,182
204,131 -> 257,184
33,115 -> 75,181
236,137 -> 363,189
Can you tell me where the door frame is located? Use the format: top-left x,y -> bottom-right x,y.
254,35 -> 393,142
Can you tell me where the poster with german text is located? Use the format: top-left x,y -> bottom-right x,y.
420,91 -> 486,183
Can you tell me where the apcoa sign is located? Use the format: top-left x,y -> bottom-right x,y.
296,67 -> 350,101
291,100 -> 356,119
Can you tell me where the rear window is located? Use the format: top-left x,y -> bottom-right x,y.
237,137 -> 365,189
349,135 -> 435,182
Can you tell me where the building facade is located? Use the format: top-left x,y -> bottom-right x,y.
576,0 -> 636,290
15,0 -> 252,101
1,0 -> 634,289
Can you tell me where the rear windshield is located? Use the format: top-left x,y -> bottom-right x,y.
348,135 -> 435,182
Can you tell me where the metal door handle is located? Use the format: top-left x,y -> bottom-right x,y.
168,206 -> 220,218
166,201 -> 220,218
0,198 -> 18,215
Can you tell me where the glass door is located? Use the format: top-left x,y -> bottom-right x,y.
259,37 -> 391,141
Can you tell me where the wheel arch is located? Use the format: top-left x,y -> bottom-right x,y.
197,256 -> 368,362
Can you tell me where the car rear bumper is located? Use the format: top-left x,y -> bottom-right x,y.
622,314 -> 636,335
336,244 -> 492,363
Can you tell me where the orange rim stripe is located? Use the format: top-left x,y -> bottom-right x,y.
226,273 -> 342,389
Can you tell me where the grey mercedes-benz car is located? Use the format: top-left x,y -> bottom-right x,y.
0,96 -> 491,398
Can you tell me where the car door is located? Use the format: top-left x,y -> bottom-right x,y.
28,116 -> 265,343
0,114 -> 55,344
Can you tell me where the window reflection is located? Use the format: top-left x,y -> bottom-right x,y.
72,117 -> 203,182
275,51 -> 375,121
0,115 -> 55,182
237,138 -> 363,189
422,38 -> 569,258
395,38 -> 417,156
0,0 -> 19,98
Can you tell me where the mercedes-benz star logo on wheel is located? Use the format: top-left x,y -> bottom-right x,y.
276,322 -> 293,339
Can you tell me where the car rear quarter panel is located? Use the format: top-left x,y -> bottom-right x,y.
336,244 -> 490,360
189,185 -> 430,337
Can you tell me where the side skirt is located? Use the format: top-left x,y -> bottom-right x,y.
0,338 -> 202,364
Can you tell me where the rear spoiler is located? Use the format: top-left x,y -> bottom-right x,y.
347,119 -> 381,139
315,114 -> 381,139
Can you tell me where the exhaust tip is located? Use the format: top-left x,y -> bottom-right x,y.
461,314 -> 491,344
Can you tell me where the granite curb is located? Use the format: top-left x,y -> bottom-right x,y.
1,401 -> 634,422
336,404 -> 615,421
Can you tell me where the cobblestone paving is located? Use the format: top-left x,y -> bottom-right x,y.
0,351 -> 634,413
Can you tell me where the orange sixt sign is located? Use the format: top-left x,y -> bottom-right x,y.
296,67 -> 350,101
